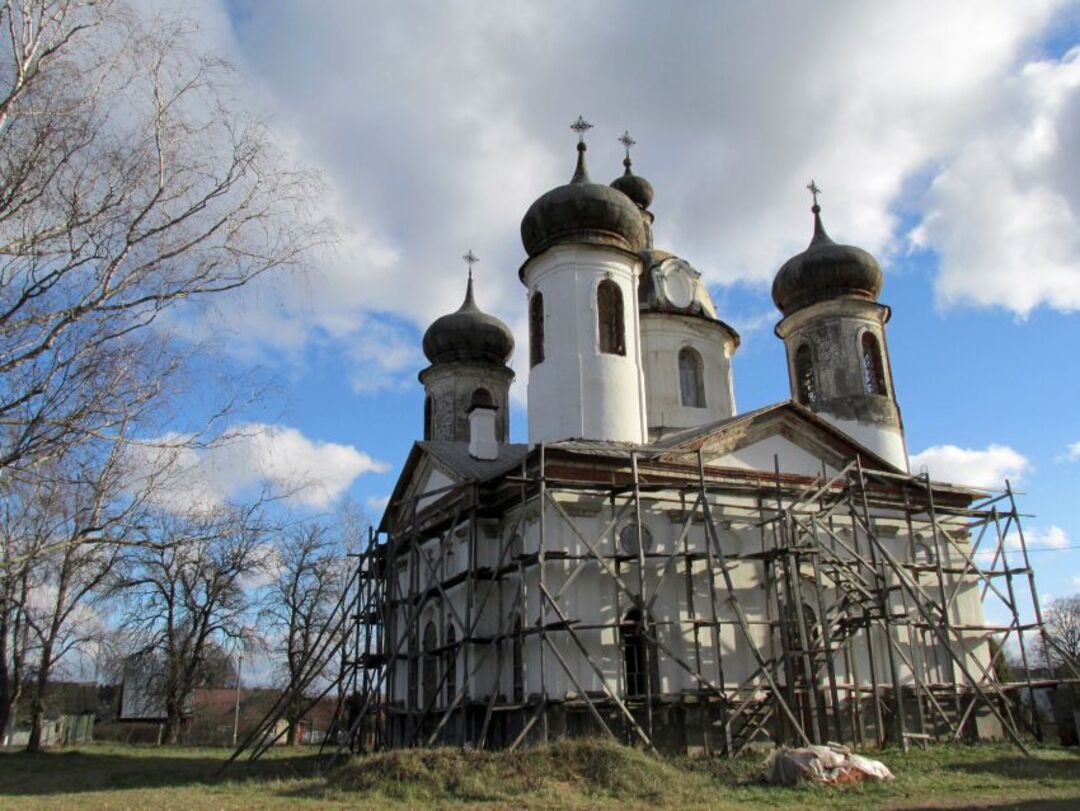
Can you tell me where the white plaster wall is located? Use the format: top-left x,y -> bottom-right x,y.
641,312 -> 736,438
523,244 -> 646,445
819,413 -> 908,472
389,484 -> 992,710
711,435 -> 840,478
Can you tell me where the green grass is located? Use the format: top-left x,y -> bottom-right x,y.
0,739 -> 1078,810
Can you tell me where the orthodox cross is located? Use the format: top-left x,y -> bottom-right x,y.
806,179 -> 822,208
571,115 -> 593,143
618,130 -> 636,160
462,249 -> 479,280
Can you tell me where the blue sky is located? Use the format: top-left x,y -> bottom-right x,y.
156,1 -> 1080,610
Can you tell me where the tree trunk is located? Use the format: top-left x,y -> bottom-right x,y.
26,698 -> 45,752
286,717 -> 299,746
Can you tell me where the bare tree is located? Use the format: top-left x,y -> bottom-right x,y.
0,0 -> 327,475
265,521 -> 344,745
1039,595 -> 1080,672
111,502 -> 271,743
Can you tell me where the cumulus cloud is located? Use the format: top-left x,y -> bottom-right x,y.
912,46 -> 1080,315
160,0 -> 1073,387
1065,441 -> 1080,461
908,443 -> 1031,488
138,423 -> 389,512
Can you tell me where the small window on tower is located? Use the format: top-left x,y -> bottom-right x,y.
861,332 -> 887,396
678,347 -> 706,408
423,395 -> 433,440
529,292 -> 545,367
795,344 -> 818,407
597,280 -> 626,356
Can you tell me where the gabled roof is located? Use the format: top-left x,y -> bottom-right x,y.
654,400 -> 904,474
377,440 -> 527,533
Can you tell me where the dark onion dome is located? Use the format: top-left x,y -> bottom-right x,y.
610,155 -> 654,210
520,142 -> 647,258
422,275 -> 514,365
772,204 -> 884,316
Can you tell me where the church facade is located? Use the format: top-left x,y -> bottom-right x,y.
372,125 -> 1028,754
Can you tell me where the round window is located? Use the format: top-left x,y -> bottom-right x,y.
619,524 -> 654,555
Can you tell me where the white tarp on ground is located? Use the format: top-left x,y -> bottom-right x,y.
765,744 -> 894,786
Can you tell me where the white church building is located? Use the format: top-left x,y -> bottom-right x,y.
371,123 -> 1042,754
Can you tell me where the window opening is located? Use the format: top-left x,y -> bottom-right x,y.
422,620 -> 438,708
445,624 -> 457,706
529,292 -> 544,367
597,280 -> 626,356
861,332 -> 887,395
620,608 -> 659,697
678,346 -> 706,408
795,344 -> 817,407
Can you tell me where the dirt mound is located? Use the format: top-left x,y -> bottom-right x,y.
329,738 -> 699,804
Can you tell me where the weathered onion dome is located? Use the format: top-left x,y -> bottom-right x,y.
610,155 -> 654,210
422,275 -> 514,365
520,142 -> 647,258
772,204 -> 884,316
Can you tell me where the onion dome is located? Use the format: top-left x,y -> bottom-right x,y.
520,142 -> 647,258
611,155 -> 654,210
422,274 -> 514,365
772,202 -> 883,316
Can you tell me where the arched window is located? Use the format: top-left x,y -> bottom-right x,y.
621,608 -> 659,698
678,347 -> 706,408
471,387 -> 493,409
529,292 -> 545,367
444,624 -> 457,706
795,344 -> 817,407
861,332 -> 887,395
597,280 -> 625,356
913,535 -> 934,567
423,395 -> 433,440
511,614 -> 525,703
422,620 -> 439,709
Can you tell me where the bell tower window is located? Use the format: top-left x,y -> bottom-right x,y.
529,292 -> 544,367
861,332 -> 887,396
678,347 -> 706,408
795,344 -> 818,407
423,395 -> 433,440
597,280 -> 625,356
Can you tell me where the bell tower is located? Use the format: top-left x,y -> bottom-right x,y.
772,182 -> 907,470
519,118 -> 648,446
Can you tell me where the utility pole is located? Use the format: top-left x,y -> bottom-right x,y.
232,654 -> 243,747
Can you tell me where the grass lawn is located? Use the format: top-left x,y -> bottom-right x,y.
0,739 -> 1078,810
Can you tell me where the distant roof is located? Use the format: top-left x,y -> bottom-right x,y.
419,440 -> 528,483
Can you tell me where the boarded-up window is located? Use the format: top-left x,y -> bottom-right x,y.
529,292 -> 544,367
678,347 -> 706,408
423,395 -> 433,440
795,344 -> 817,407
861,332 -> 887,395
597,280 -> 625,356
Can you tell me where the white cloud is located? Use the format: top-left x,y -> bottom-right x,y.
912,46 -> 1080,315
138,423 -> 389,512
159,0 -> 1074,384
1007,525 -> 1071,549
1072,575 -> 1080,587
1065,441 -> 1080,461
908,443 -> 1031,488
366,494 -> 391,514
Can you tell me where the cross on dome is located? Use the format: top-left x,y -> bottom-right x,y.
462,249 -> 479,280
570,115 -> 593,143
806,179 -> 822,209
618,129 -> 636,159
